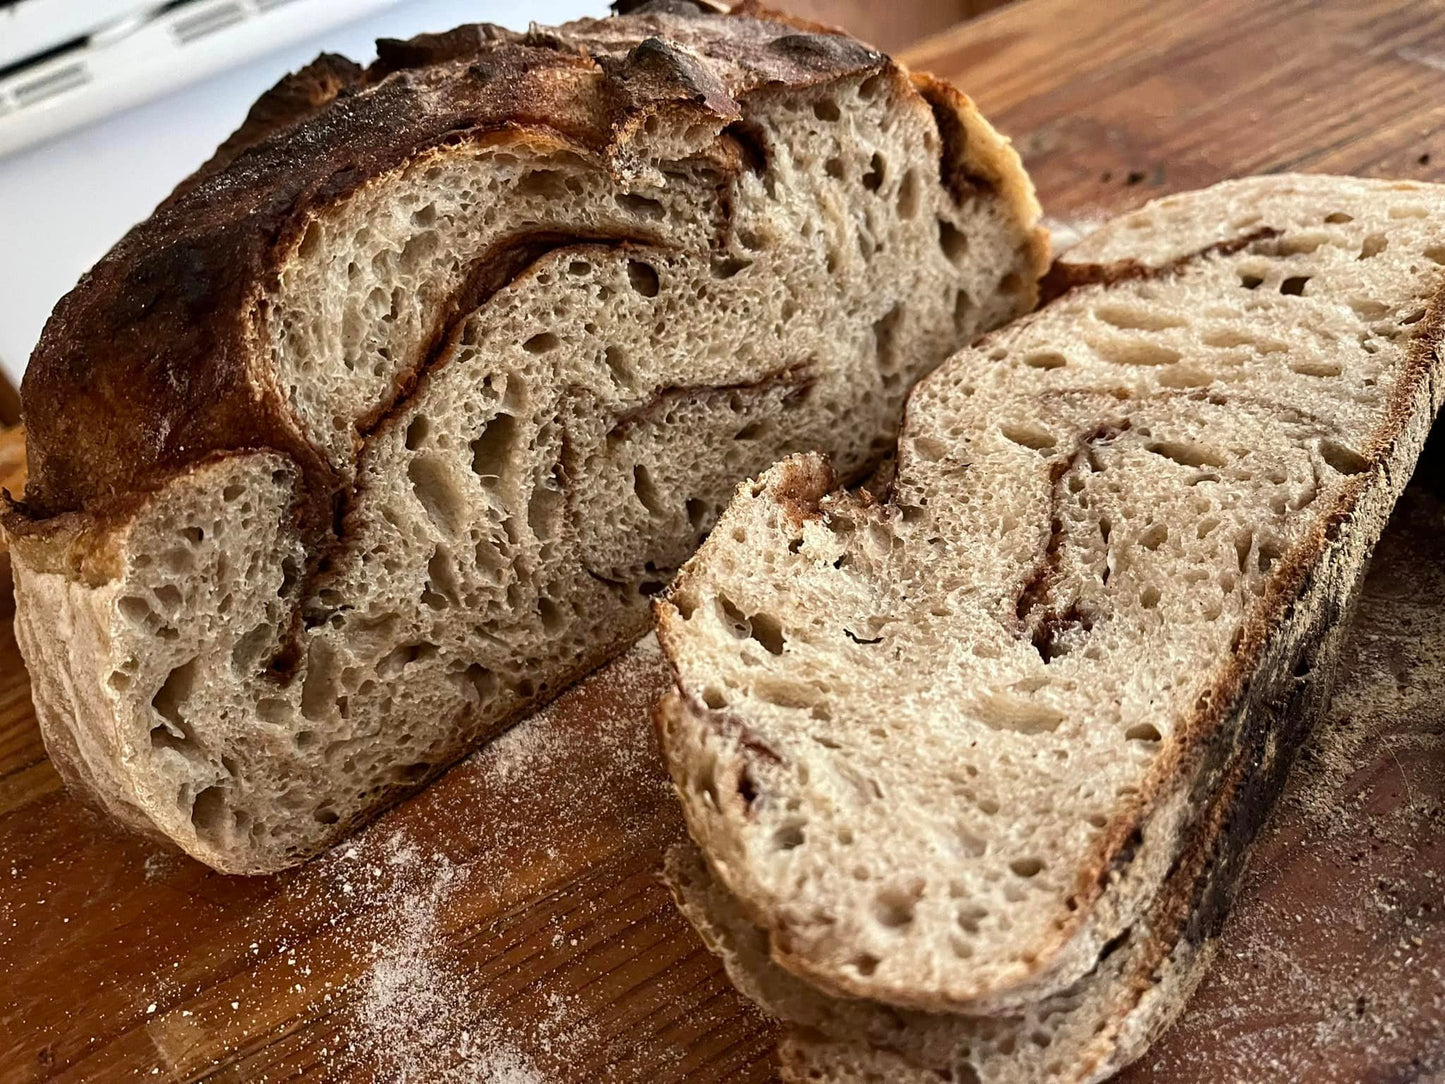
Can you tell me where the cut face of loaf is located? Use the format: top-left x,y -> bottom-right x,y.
4,6 -> 1045,873
655,175 -> 1445,1017
664,527 -> 1361,1084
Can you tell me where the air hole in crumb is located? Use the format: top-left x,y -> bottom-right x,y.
1024,351 -> 1066,370
1291,359 -> 1343,377
873,886 -> 921,929
119,595 -> 152,626
1239,273 -> 1263,290
149,722 -> 190,754
627,260 -> 660,297
523,332 -> 561,354
813,98 -> 841,122
954,288 -> 974,325
1094,339 -> 1182,367
938,219 -> 967,264
1126,722 -> 1162,742
956,906 -> 988,934
469,413 -> 518,489
1147,441 -> 1225,469
1320,439 -> 1369,475
1257,540 -> 1283,573
1009,857 -> 1044,878
975,691 -> 1064,735
1279,276 -> 1310,296
897,169 -> 920,219
686,498 -> 709,532
749,613 -> 786,655
152,659 -> 198,730
191,786 -> 228,842
852,953 -> 880,976
718,595 -> 750,636
711,256 -> 750,280
737,771 -> 758,808
409,456 -> 468,537
1095,305 -> 1185,332
633,464 -> 666,516
604,345 -> 634,384
774,822 -> 806,850
617,193 -> 665,220
863,152 -> 885,191
702,686 -> 727,710
405,415 -> 431,450
313,807 -> 340,825
1360,234 -> 1388,259
1000,422 -> 1056,451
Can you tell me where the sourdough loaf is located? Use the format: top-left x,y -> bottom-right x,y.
3,3 -> 1044,873
655,175 -> 1445,1038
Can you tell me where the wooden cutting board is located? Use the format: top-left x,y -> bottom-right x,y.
3,0 -> 1444,1080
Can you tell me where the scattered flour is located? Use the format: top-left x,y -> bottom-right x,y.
311,637 -> 678,1083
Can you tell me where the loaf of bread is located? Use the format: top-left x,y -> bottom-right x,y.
2,3 -> 1044,873
655,175 -> 1445,1077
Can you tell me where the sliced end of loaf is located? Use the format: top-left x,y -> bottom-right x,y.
655,174 -> 1445,1011
4,7 -> 1045,872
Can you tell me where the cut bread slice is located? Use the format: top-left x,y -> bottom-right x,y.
655,175 -> 1445,1017
2,4 -> 1044,873
664,531 -> 1361,1084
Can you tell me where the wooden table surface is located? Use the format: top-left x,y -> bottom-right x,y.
4,1 -> 1445,1081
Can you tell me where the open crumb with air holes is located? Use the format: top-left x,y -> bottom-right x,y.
655,174 -> 1445,1082
0,3 -> 1044,873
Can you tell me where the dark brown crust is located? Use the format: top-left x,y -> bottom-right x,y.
170,54 -> 367,206
7,4 -> 886,536
910,73 -> 1000,204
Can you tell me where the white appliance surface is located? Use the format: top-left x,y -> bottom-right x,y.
0,0 -> 605,387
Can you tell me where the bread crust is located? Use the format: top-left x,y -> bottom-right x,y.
6,5 -> 945,530
654,175 -> 1445,1015
4,0 -> 1041,587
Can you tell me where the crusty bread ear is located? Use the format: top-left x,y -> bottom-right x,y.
2,6 -> 1043,873
655,175 -> 1445,1022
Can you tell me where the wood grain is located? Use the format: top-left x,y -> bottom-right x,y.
2,1 -> 1444,1080
769,0 -> 1008,54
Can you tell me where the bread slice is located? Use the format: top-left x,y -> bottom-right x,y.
663,519 -> 1363,1084
2,4 -> 1045,873
655,175 -> 1445,1020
